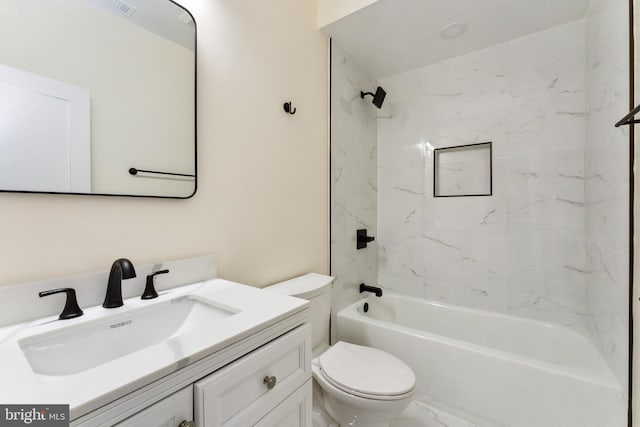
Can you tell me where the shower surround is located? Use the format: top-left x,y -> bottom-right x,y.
584,0 -> 629,387
378,20 -> 589,333
330,0 -> 629,404
330,42 -> 378,331
376,3 -> 629,388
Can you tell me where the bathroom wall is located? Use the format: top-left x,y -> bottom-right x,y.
377,21 -> 589,332
330,42 -> 378,325
585,0 -> 629,387
0,0 -> 194,197
0,0 -> 329,288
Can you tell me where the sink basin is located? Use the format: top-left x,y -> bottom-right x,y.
19,296 -> 236,376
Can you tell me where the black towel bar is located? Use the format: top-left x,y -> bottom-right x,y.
129,168 -> 195,178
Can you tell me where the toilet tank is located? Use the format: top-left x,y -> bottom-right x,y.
264,273 -> 333,353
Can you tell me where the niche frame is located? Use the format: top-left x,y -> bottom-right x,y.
433,141 -> 493,198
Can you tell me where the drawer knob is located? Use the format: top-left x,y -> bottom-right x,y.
179,421 -> 195,427
263,375 -> 277,390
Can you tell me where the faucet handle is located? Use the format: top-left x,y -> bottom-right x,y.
142,269 -> 170,300
357,229 -> 375,249
39,288 -> 84,320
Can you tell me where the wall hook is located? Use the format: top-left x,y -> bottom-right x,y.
283,102 -> 296,115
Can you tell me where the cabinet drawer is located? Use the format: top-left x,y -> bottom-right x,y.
256,380 -> 312,427
115,386 -> 193,427
194,324 -> 311,426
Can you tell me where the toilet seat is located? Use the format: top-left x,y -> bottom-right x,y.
317,341 -> 415,401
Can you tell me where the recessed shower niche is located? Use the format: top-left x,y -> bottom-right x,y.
433,142 -> 492,197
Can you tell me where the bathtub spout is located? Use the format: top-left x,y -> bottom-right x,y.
360,283 -> 383,297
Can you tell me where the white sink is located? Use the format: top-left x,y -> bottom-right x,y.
0,278 -> 309,420
20,296 -> 235,376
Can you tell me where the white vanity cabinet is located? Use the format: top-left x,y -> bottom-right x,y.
109,323 -> 311,427
0,261 -> 313,427
114,387 -> 193,427
254,382 -> 312,427
194,324 -> 311,426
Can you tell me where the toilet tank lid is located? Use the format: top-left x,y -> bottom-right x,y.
265,273 -> 334,299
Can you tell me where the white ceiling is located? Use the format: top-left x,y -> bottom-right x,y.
323,0 -> 591,79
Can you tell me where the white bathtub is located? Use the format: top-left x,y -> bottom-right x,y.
336,294 -> 626,427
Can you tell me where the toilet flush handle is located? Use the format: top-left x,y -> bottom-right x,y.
264,375 -> 277,390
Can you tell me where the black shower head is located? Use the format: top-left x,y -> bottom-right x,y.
361,86 -> 386,109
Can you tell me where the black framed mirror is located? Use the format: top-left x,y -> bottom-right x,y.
0,0 -> 196,198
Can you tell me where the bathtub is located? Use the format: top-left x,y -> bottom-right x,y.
336,294 -> 626,427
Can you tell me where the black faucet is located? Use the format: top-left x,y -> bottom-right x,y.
103,258 -> 137,308
359,283 -> 383,297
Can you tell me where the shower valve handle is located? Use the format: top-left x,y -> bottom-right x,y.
357,229 -> 375,249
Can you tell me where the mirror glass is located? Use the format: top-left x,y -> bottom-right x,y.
434,142 -> 492,197
0,0 -> 196,198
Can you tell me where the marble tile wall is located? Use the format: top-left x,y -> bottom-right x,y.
377,21 -> 590,333
585,0 -> 629,387
330,41 -> 378,339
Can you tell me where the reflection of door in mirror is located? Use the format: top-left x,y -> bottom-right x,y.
0,0 -> 196,198
0,64 -> 91,193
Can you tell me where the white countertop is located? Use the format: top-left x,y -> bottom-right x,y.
0,278 -> 308,419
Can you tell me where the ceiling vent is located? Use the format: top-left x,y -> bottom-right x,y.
114,0 -> 136,17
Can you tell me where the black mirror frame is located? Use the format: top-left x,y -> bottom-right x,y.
0,0 -> 197,200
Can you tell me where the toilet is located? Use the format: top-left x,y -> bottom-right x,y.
265,273 -> 415,427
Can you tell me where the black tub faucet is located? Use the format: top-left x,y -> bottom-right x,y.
359,283 -> 383,297
103,258 -> 137,308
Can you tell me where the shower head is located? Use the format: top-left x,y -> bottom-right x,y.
361,86 -> 386,109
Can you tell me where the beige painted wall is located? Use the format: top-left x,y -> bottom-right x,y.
317,0 -> 379,28
0,0 -> 329,288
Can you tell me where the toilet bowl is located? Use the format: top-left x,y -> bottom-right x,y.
312,341 -> 415,427
265,274 -> 416,427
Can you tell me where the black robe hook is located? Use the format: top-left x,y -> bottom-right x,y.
284,102 -> 296,115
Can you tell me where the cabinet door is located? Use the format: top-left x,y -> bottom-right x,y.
194,324 -> 311,427
115,386 -> 193,427
255,380 -> 312,427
